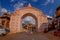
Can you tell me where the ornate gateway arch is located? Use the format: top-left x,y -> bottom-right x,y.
9,4 -> 48,33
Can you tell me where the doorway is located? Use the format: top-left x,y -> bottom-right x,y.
21,13 -> 38,32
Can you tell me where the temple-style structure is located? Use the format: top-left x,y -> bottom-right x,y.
9,4 -> 48,33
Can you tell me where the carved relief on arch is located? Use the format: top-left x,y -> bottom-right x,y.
21,13 -> 37,20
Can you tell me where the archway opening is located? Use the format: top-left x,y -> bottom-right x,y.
21,13 -> 38,32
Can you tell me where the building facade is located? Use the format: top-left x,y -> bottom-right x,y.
55,6 -> 60,29
0,13 -> 10,28
9,4 -> 48,33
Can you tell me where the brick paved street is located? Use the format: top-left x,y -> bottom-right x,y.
0,32 -> 60,40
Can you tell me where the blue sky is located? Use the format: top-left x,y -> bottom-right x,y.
0,0 -> 60,17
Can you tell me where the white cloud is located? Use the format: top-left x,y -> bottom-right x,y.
0,4 -> 8,15
0,7 -> 8,15
1,8 -> 8,13
13,1 -> 25,11
51,0 -> 54,3
41,0 -> 55,5
33,0 -> 38,2
41,0 -> 50,5
10,0 -> 15,2
22,16 -> 36,25
47,15 -> 52,18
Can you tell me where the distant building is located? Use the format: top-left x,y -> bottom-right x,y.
51,6 -> 60,25
47,16 -> 52,24
0,13 -> 11,28
55,6 -> 60,20
55,6 -> 60,29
